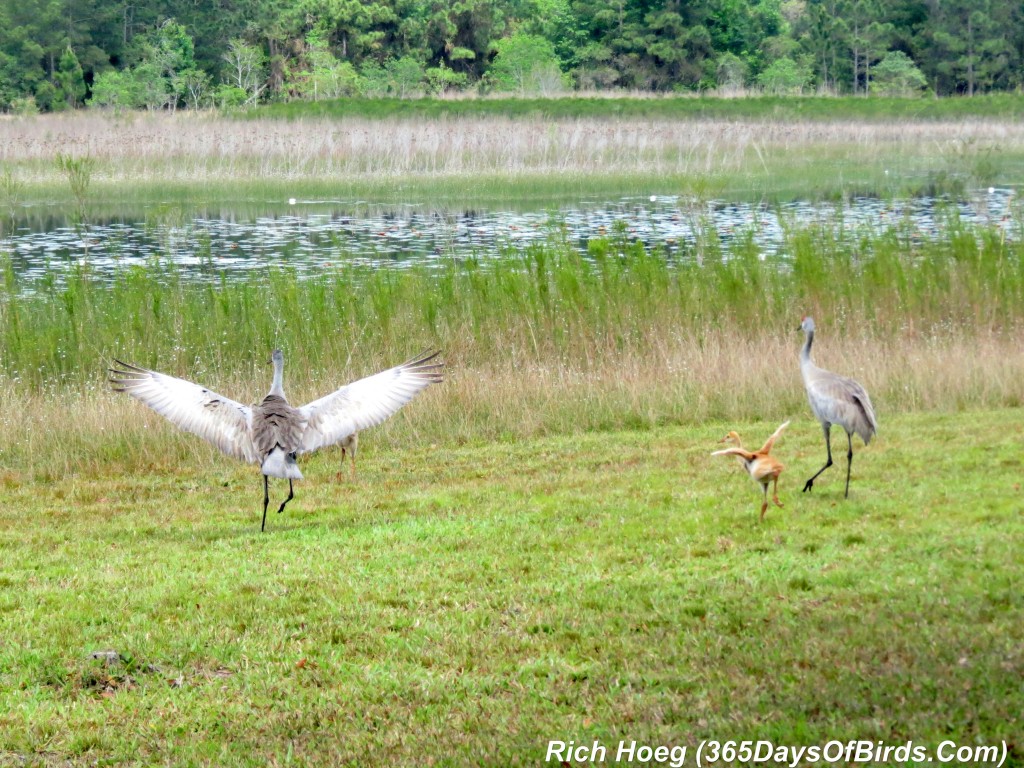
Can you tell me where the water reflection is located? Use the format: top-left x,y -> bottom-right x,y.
1,191 -> 1018,287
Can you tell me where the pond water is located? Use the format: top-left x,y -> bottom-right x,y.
1,189 -> 1018,286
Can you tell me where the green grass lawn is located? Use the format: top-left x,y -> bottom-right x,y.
0,409 -> 1020,766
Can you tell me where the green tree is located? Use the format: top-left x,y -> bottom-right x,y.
425,0 -> 510,79
180,68 -> 212,109
292,0 -> 392,63
843,0 -> 893,94
519,0 -> 586,69
359,55 -> 425,96
757,55 -> 810,93
870,50 -> 927,96
34,80 -> 58,111
644,11 -> 713,90
0,1 -> 50,109
222,38 -> 267,105
293,28 -> 360,100
88,69 -> 140,110
715,51 -> 748,93
133,61 -> 171,110
487,33 -> 565,93
795,0 -> 848,92
706,0 -> 785,75
388,55 -> 425,96
55,45 -> 86,108
161,0 -> 248,79
571,41 -> 617,89
360,60 -> 389,94
212,84 -> 248,108
151,20 -> 197,111
929,0 -> 1014,95
88,60 -> 169,112
425,61 -> 468,93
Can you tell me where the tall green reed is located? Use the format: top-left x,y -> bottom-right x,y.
2,216 -> 1022,393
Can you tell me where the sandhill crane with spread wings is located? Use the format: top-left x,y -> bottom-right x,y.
712,420 -> 789,522
110,350 -> 443,531
799,316 -> 877,498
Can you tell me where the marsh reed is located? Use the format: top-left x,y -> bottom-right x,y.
3,112 -> 1024,202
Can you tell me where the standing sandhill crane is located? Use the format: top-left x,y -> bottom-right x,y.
799,316 -> 877,498
110,350 -> 443,531
712,420 -> 789,521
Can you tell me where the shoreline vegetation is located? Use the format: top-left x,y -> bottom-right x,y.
2,212 -> 1023,478
1,99 -> 1024,210
255,93 -> 1024,120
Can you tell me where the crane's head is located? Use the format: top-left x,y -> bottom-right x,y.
718,430 -> 742,446
800,316 -> 815,333
268,349 -> 284,365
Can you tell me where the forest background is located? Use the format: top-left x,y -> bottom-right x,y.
2,0 -> 1022,113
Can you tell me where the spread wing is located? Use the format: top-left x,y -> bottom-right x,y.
109,360 -> 258,464
758,420 -> 790,454
712,447 -> 755,460
297,351 -> 444,455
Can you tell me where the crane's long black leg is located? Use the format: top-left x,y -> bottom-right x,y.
844,431 -> 854,499
276,479 -> 294,515
803,424 -> 833,492
261,475 -> 270,532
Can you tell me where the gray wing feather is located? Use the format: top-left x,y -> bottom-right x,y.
806,373 -> 877,444
109,360 -> 258,463
252,395 -> 307,456
297,351 -> 443,454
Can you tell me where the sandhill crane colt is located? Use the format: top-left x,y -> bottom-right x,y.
712,420 -> 789,521
799,317 -> 876,498
337,432 -> 358,481
110,350 -> 443,531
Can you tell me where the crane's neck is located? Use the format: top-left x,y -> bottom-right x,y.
800,328 -> 814,366
269,357 -> 286,398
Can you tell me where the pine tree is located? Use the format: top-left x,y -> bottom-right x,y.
56,44 -> 86,108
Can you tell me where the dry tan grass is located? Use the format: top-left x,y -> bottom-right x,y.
4,328 -> 1021,478
2,112 -> 1024,184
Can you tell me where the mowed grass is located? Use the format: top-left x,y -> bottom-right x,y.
0,409 -> 1021,766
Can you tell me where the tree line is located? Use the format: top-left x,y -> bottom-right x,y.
1,0 -> 1022,112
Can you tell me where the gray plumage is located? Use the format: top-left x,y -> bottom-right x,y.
110,349 -> 443,531
252,398 -> 305,481
250,349 -> 306,484
799,317 -> 877,498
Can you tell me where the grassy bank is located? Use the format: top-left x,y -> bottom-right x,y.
0,410 -> 1021,765
2,216 -> 1023,477
2,109 -> 1024,212
259,93 -> 1024,122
